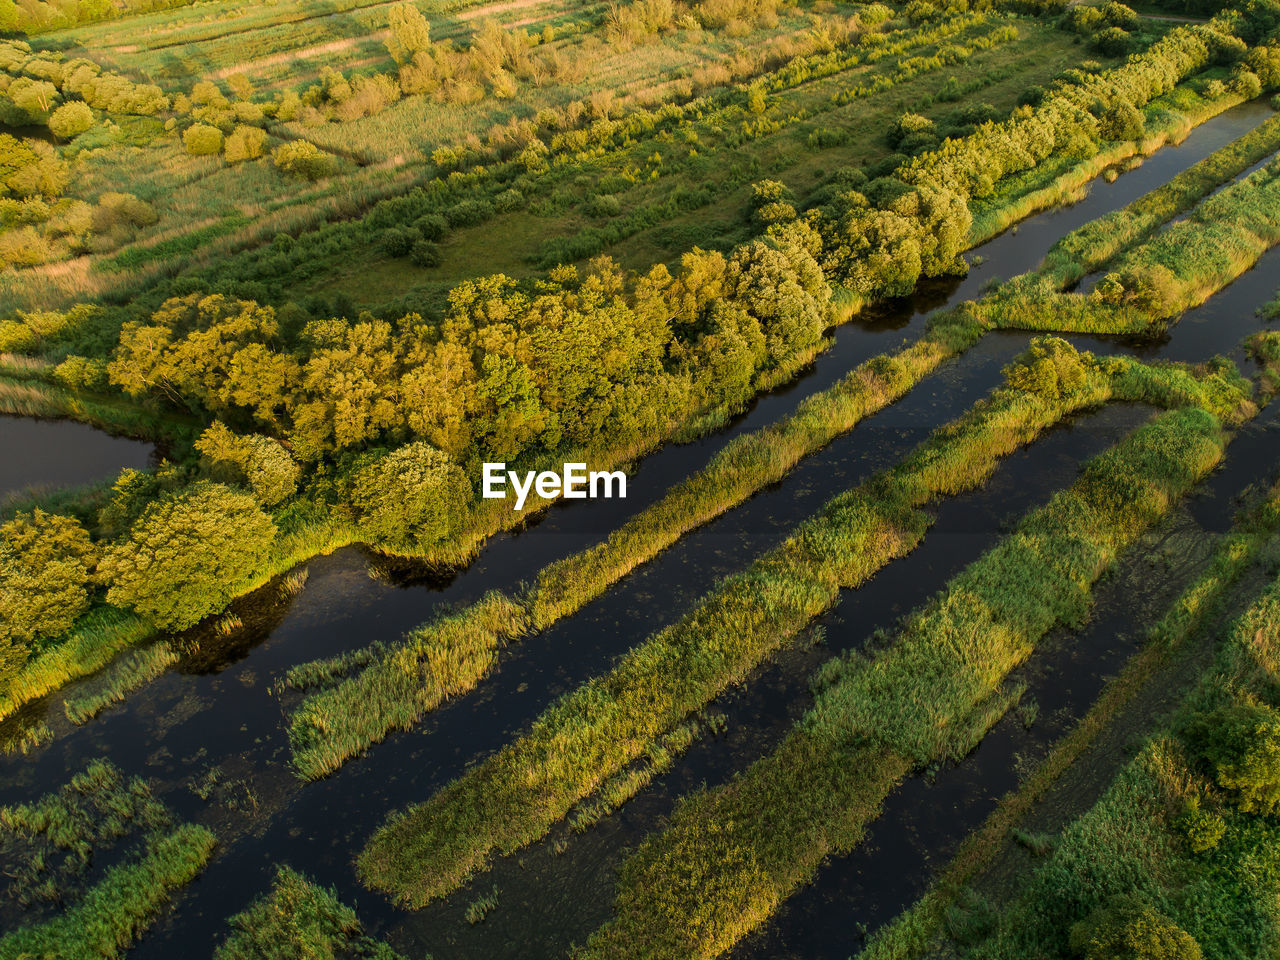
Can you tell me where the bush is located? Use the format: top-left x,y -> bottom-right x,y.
409,239 -> 441,267
1069,897 -> 1202,960
1093,26 -> 1136,57
1185,703 -> 1280,814
382,226 -> 420,257
98,482 -> 276,630
195,422 -> 300,506
1101,99 -> 1145,141
414,213 -> 448,240
182,123 -> 224,156
48,101 -> 93,139
444,198 -> 493,227
1002,336 -> 1088,397
224,124 -> 266,163
273,139 -> 335,180
0,510 -> 96,654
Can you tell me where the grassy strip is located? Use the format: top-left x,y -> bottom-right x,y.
581,378 -> 1251,960
1042,111 -> 1280,286
976,154 -> 1280,335
63,642 -> 180,725
215,865 -> 405,960
0,375 -> 197,446
355,344 -> 1248,908
0,822 -> 216,960
949,559 -> 1280,958
856,474 -> 1280,960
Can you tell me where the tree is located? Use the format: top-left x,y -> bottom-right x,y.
0,510 -> 96,652
195,421 -> 300,506
1185,703 -> 1280,814
98,482 -> 276,630
350,442 -> 471,547
1002,336 -> 1089,398
48,101 -> 93,139
224,124 -> 266,163
725,227 -> 830,364
386,2 -> 432,66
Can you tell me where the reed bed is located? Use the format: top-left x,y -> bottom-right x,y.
356,345 -> 1226,907
63,643 -> 180,725
581,397 -> 1243,960
0,822 -> 216,959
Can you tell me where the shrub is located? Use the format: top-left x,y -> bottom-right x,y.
414,213 -> 448,240
48,101 -> 93,139
1069,897 -> 1202,960
409,239 -> 441,267
1093,26 -> 1135,56
1185,703 -> 1280,814
273,139 -> 335,180
224,124 -> 266,163
1002,335 -> 1088,397
382,226 -> 420,257
444,198 -> 493,227
182,123 -> 224,156
98,482 -> 276,630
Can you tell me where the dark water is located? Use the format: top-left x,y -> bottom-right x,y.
0,415 -> 156,502
1,101 -> 1278,957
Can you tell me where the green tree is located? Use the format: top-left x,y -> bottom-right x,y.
195,421 -> 300,506
183,123 -> 224,156
98,482 -> 276,630
1185,703 -> 1280,814
224,124 -> 266,163
385,2 -> 432,66
1069,897 -> 1201,960
0,510 -> 96,657
350,442 -> 471,547
273,140 -> 335,180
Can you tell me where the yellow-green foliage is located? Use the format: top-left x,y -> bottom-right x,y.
583,399 -> 1235,960
356,342 -> 1182,909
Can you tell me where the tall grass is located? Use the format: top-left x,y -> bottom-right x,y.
856,474 -> 1280,960
214,864 -> 404,960
581,398 -> 1241,960
355,346 -> 1251,908
949,554 -> 1280,960
0,823 -> 216,960
62,643 -> 180,725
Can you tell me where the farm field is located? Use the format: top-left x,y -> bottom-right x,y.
3,0 -> 1280,957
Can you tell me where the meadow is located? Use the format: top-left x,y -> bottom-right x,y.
1,0 -> 1280,957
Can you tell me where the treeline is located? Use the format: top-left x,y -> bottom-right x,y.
0,0 -> 197,35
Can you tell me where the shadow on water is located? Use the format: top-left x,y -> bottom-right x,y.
1,100 -> 1278,957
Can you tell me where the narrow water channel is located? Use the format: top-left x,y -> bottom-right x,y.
0,416 -> 156,502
